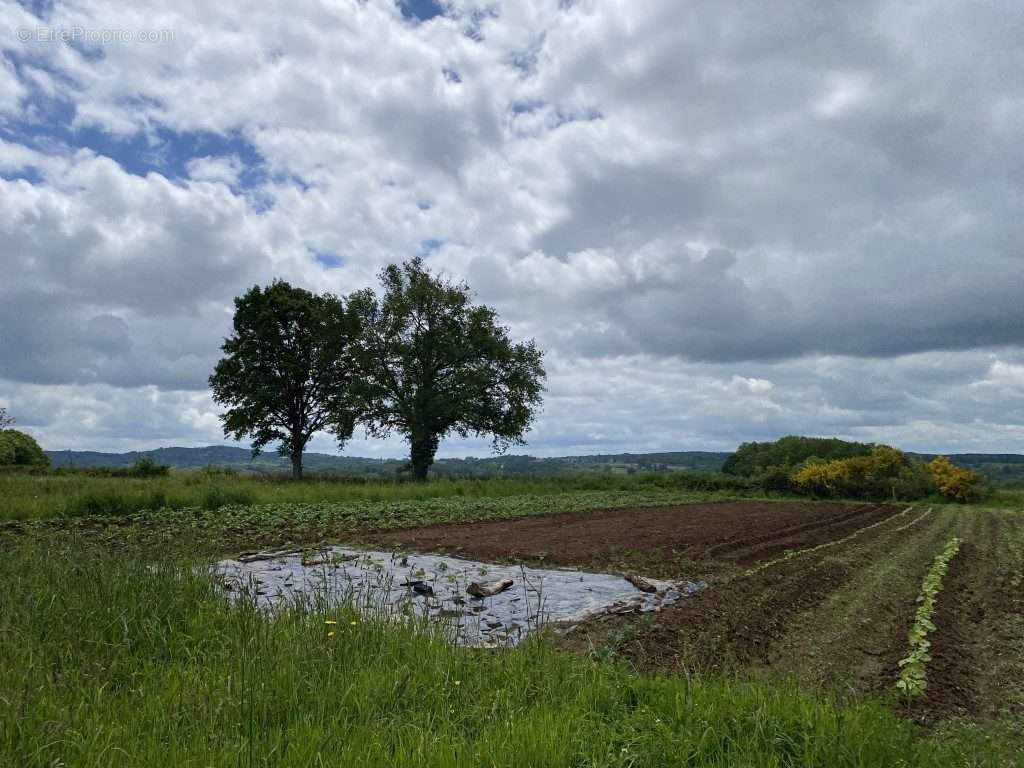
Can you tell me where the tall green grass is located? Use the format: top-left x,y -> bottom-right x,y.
1,536 -> 1012,767
0,470 -> 756,521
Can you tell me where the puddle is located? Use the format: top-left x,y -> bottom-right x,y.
217,548 -> 706,647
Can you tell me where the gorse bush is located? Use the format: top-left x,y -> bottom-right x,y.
790,446 -> 935,501
927,456 -> 983,502
720,436 -> 950,501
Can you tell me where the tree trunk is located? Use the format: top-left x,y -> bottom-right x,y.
409,432 -> 438,482
291,450 -> 303,481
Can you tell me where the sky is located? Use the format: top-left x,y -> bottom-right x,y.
1,0 -> 1023,458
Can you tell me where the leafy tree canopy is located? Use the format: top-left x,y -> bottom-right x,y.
723,435 -> 875,477
348,258 -> 545,480
0,407 -> 13,428
0,429 -> 50,468
209,281 -> 358,480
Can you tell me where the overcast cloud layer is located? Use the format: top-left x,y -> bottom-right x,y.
2,0 -> 1023,456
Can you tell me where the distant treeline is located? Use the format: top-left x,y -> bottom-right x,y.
45,446 -> 731,478
44,442 -> 1024,483
722,436 -> 1024,485
724,436 -> 988,501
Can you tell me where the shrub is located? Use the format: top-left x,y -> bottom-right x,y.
130,456 -> 171,477
928,456 -> 983,502
790,460 -> 842,496
201,485 -> 255,510
755,466 -> 796,493
790,446 -> 934,501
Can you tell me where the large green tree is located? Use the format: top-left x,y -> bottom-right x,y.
347,258 -> 545,481
210,281 -> 357,480
722,435 -> 874,477
0,429 -> 49,467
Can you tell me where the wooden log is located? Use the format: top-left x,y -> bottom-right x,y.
624,574 -> 658,594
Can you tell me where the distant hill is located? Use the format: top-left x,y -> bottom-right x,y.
44,446 -> 1024,482
45,446 -> 731,477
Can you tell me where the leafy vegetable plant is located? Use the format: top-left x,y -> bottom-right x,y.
895,536 -> 962,698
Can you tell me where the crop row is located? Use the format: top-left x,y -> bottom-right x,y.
890,507 -> 933,534
743,505 -> 916,577
11,489 -> 737,552
895,536 -> 963,698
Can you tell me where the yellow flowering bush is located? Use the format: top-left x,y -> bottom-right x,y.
927,456 -> 982,502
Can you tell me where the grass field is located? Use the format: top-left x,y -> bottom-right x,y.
2,534 -> 1016,768
2,481 -> 1022,766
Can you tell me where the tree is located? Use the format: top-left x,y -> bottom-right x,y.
0,429 -> 49,467
0,407 -> 13,428
210,281 -> 358,480
347,258 -> 545,481
723,435 -> 873,476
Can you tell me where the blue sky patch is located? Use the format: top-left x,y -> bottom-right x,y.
419,238 -> 444,256
2,107 -> 266,188
511,99 -> 545,115
312,250 -> 346,269
553,107 -> 604,128
0,166 -> 44,184
1,56 -> 266,187
19,0 -> 54,18
463,7 -> 497,42
398,0 -> 444,22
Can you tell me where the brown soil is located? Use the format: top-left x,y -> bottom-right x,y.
549,502 -> 914,676
907,510 -> 1024,724
906,541 -> 982,722
363,500 -> 895,580
764,508 -> 953,699
362,499 -> 921,679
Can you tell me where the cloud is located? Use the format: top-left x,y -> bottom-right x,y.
1,0 -> 1024,453
5,348 -> 1024,455
186,154 -> 243,186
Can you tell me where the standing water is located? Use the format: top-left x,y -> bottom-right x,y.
217,547 -> 706,646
